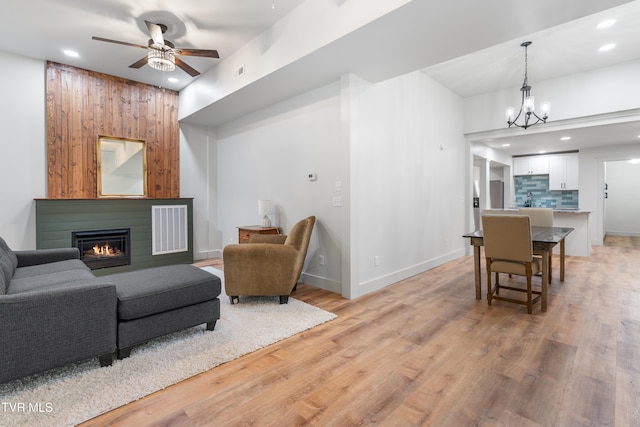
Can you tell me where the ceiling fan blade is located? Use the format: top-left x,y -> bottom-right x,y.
174,48 -> 220,59
92,36 -> 148,50
129,56 -> 148,69
145,21 -> 165,46
175,57 -> 200,77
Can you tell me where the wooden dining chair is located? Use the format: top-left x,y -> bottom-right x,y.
518,207 -> 554,227
482,215 -> 542,314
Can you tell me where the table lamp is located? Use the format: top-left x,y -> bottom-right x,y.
258,199 -> 272,227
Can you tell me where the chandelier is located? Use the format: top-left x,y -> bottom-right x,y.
506,41 -> 550,129
147,48 -> 175,72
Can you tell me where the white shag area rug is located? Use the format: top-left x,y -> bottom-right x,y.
0,267 -> 336,427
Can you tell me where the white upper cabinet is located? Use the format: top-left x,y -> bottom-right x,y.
513,155 -> 549,175
549,154 -> 579,190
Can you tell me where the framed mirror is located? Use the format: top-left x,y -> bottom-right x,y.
97,136 -> 147,197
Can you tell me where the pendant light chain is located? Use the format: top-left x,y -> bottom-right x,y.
523,43 -> 529,89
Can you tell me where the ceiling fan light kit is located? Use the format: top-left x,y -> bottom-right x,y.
505,41 -> 550,130
148,49 -> 175,72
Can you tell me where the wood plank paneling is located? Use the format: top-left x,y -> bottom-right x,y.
45,61 -> 179,199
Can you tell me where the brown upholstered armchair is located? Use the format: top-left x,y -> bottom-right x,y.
223,216 -> 316,304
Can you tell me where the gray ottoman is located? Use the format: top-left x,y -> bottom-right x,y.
107,264 -> 221,359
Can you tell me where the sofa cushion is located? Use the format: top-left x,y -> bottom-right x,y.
109,265 -> 222,320
8,268 -> 96,294
0,237 -> 18,269
12,259 -> 90,279
0,237 -> 18,295
0,253 -> 14,295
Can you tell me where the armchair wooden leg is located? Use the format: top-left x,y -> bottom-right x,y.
279,295 -> 289,304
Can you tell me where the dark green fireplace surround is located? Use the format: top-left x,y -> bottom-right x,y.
35,198 -> 193,276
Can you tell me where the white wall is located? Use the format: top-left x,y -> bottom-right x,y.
350,71 -> 467,298
215,82 -> 345,294
200,69 -> 468,299
604,160 -> 640,236
0,52 -> 46,249
180,124 -> 219,259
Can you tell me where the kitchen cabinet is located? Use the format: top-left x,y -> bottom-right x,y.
513,155 -> 549,175
549,154 -> 579,190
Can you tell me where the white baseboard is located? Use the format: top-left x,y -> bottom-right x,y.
605,231 -> 640,237
355,248 -> 466,299
300,272 -> 342,294
194,250 -> 222,261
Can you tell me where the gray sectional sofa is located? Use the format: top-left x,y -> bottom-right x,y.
0,236 -> 221,384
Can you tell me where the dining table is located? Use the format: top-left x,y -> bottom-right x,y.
463,226 -> 574,311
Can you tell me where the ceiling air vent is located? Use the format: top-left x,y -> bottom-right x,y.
233,64 -> 245,79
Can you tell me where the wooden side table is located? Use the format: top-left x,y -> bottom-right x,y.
237,225 -> 279,244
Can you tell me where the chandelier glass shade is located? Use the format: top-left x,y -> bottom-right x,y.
147,49 -> 176,72
506,41 -> 550,130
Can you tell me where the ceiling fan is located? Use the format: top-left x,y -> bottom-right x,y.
92,21 -> 219,77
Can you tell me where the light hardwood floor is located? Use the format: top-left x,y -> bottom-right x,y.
82,236 -> 640,426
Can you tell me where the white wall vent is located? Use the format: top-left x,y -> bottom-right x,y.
152,205 -> 188,255
233,64 -> 245,79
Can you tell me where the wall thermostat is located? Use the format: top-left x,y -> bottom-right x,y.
307,173 -> 317,181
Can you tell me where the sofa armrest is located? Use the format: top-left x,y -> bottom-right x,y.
0,282 -> 117,383
14,247 -> 80,267
223,243 -> 299,296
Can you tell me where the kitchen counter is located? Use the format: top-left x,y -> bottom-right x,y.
480,208 -> 591,257
484,208 -> 591,214
553,209 -> 591,214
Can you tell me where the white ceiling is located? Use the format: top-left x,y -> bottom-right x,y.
422,1 -> 640,98
0,0 -> 306,91
421,0 -> 640,156
2,0 -> 640,155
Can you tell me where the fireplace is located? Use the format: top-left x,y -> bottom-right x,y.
72,228 -> 131,270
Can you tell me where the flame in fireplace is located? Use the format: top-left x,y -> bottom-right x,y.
92,242 -> 115,256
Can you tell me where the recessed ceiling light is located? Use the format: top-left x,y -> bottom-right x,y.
538,150 -> 547,154
597,19 -> 616,29
560,136 -> 571,141
502,143 -> 510,147
167,77 -> 178,83
64,50 -> 79,57
599,43 -> 616,52
629,159 -> 640,164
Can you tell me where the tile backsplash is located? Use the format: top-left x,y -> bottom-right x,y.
514,175 -> 578,209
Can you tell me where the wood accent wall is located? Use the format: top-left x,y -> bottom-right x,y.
46,61 -> 180,199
